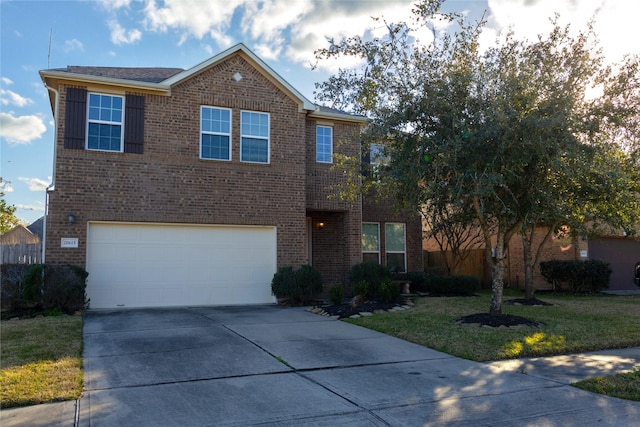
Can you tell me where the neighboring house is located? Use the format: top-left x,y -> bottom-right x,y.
0,224 -> 42,264
39,43 -> 423,309
424,226 -> 640,292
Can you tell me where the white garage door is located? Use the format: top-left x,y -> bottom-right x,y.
86,222 -> 277,308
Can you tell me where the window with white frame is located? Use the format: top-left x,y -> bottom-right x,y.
240,111 -> 269,163
201,106 -> 231,160
385,223 -> 406,272
362,223 -> 380,264
316,125 -> 333,163
87,93 -> 124,151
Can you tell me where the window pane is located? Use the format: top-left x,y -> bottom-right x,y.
241,137 -> 268,162
316,126 -> 332,163
242,111 -> 268,137
386,253 -> 406,273
202,134 -> 230,160
385,223 -> 405,252
363,253 -> 380,264
88,123 -> 121,151
362,223 -> 379,252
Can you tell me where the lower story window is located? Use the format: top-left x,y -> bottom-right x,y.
362,223 -> 380,263
385,223 -> 406,272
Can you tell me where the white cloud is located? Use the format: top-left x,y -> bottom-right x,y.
18,177 -> 51,192
0,88 -> 33,107
99,0 -> 131,11
0,180 -> 14,193
486,0 -> 640,64
0,112 -> 47,144
15,203 -> 45,213
109,20 -> 142,45
143,0 -> 243,45
63,38 -> 84,53
1,77 -> 13,85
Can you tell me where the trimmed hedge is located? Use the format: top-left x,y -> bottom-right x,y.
271,265 -> 322,304
350,262 -> 392,298
426,275 -> 479,296
1,263 -> 89,315
540,260 -> 612,293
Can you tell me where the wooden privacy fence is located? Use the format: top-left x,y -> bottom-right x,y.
1,243 -> 43,265
424,249 -> 491,287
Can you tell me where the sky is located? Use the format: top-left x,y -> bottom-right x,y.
1,0 -> 638,225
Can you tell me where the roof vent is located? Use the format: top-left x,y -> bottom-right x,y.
233,72 -> 243,82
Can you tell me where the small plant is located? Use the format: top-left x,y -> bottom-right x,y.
353,280 -> 369,298
377,279 -> 401,303
329,283 -> 345,305
350,262 -> 391,298
271,265 -> 323,304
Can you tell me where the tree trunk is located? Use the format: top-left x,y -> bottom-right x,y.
489,234 -> 506,316
522,231 -> 535,300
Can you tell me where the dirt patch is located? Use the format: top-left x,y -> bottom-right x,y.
504,298 -> 553,306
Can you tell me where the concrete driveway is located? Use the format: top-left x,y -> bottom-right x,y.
4,305 -> 640,426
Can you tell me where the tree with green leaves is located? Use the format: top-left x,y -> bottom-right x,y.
315,0 -> 640,316
1,177 -> 20,234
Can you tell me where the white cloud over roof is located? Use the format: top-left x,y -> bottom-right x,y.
0,112 -> 46,145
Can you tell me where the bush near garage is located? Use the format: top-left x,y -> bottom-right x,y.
1,263 -> 88,318
329,283 -> 345,305
540,260 -> 612,293
271,265 -> 323,304
350,262 -> 392,298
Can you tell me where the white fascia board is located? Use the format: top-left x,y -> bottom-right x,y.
307,109 -> 369,124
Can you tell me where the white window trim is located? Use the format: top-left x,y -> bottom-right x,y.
200,106 -> 232,161
240,110 -> 270,164
362,222 -> 381,263
86,92 -> 125,153
316,125 -> 333,164
385,222 -> 407,272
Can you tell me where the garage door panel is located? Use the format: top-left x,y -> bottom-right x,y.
87,223 -> 277,308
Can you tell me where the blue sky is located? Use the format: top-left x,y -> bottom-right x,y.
1,0 -> 638,224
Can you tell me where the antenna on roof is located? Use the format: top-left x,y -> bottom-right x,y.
47,27 -> 53,68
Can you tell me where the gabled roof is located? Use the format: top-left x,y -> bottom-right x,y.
0,224 -> 40,244
39,43 -> 366,123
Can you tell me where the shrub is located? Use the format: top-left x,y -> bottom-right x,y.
426,275 -> 479,296
271,265 -> 323,304
350,262 -> 391,298
405,271 -> 428,293
378,279 -> 401,303
2,263 -> 88,315
353,280 -> 369,298
329,283 -> 345,305
0,264 -> 32,311
540,260 -> 612,293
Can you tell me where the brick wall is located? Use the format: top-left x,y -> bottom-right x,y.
46,53 -> 308,268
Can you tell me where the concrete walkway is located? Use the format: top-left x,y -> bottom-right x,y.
2,305 -> 639,426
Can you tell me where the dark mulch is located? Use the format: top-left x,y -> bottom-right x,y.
315,300 -> 401,319
504,298 -> 553,306
456,313 -> 544,328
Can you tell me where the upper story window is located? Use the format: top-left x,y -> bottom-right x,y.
241,111 -> 269,163
316,125 -> 333,163
201,106 -> 231,160
87,93 -> 124,152
370,143 -> 389,166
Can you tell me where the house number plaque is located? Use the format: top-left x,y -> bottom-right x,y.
61,238 -> 79,248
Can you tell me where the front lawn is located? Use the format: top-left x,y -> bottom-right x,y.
0,314 -> 83,408
347,291 -> 640,362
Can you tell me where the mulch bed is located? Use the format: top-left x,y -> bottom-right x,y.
504,298 -> 553,306
455,312 -> 544,328
314,300 -> 402,319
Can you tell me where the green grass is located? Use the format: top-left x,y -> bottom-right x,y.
0,314 -> 83,408
347,291 -> 640,362
574,368 -> 640,401
347,291 -> 640,401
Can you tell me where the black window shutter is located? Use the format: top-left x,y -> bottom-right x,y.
124,94 -> 144,154
64,87 -> 87,149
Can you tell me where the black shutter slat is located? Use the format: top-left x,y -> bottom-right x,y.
64,87 -> 87,149
124,94 -> 144,154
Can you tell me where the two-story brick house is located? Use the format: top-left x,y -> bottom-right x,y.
39,43 -> 422,309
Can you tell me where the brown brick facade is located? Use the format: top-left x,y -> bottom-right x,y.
42,47 -> 424,297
